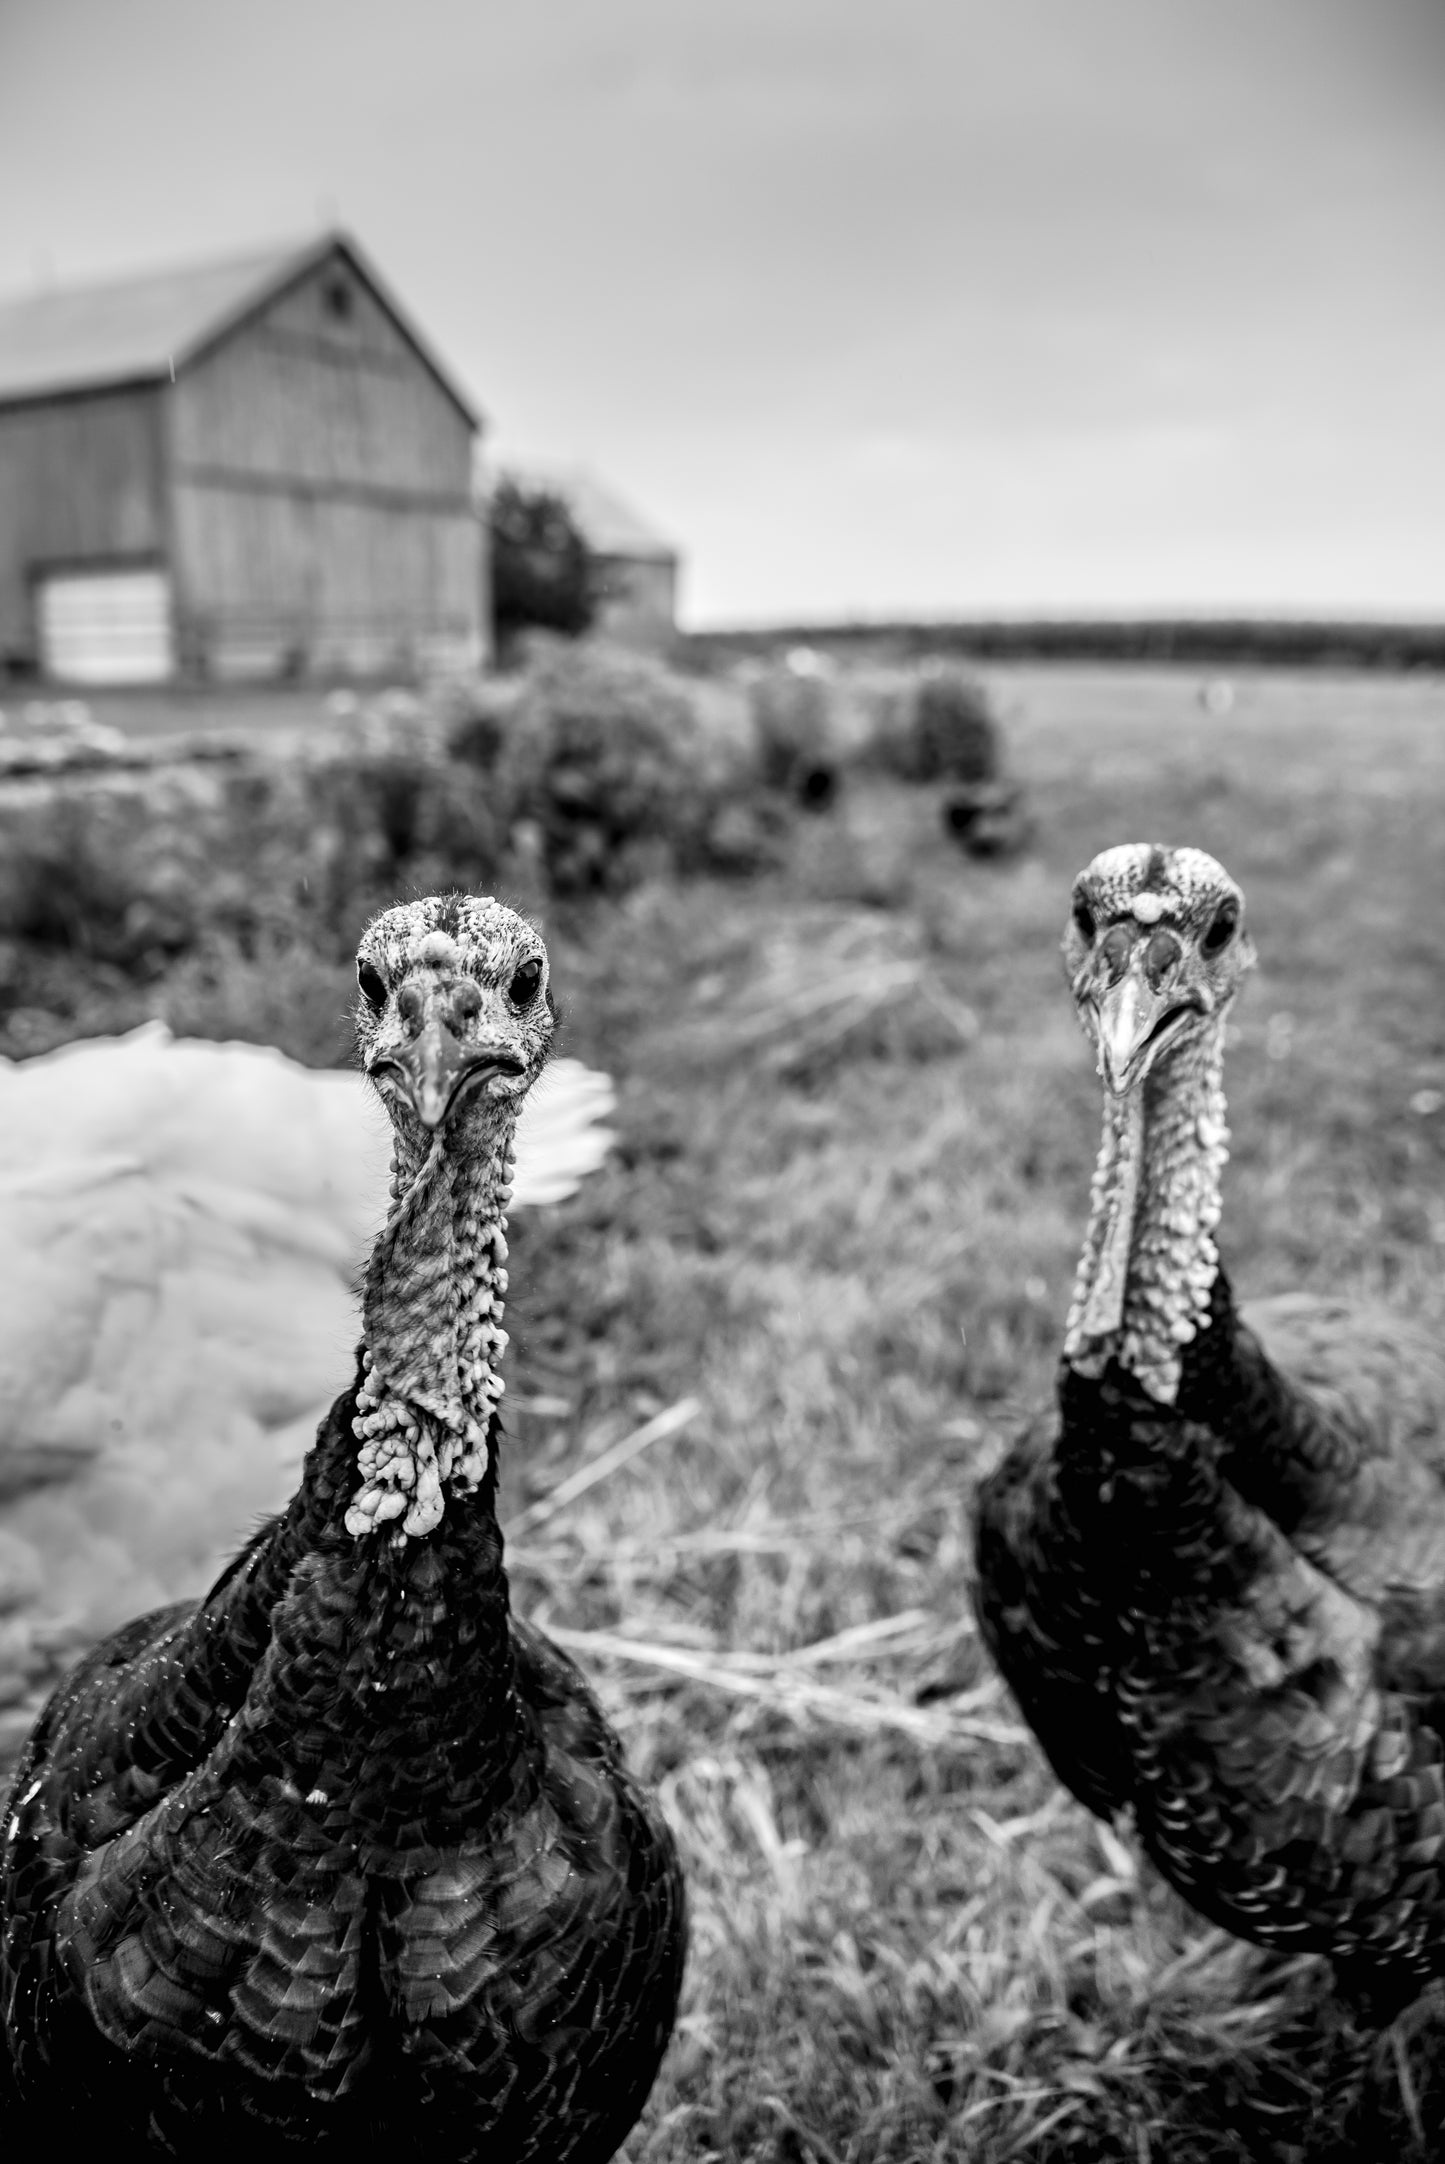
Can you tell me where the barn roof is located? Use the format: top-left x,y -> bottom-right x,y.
0,231 -> 481,424
500,462 -> 678,563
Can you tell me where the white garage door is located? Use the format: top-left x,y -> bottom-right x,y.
36,568 -> 175,685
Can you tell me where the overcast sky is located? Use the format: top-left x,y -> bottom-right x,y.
3,0 -> 1442,625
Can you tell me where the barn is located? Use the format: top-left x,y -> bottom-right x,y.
0,232 -> 487,685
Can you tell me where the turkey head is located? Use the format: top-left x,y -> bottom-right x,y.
1064,842 -> 1255,1096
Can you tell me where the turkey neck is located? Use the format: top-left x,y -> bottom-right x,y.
346,1102 -> 517,1540
231,1105 -> 528,1819
1064,1016 -> 1229,1404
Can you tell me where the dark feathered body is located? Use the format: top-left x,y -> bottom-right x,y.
977,1270 -> 1445,2013
0,1367 -> 685,2158
1187,1276 -> 1445,1649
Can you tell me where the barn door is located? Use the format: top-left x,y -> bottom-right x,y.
36,567 -> 175,684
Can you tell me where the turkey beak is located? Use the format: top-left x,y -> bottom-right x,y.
394,1016 -> 473,1130
372,987 -> 525,1130
1092,972 -> 1180,1096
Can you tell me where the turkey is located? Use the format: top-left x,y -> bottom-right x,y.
0,894 -> 686,2157
974,842 -> 1445,2017
0,1020 -> 615,1752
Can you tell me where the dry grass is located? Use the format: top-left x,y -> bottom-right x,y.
24,661 -> 1445,2158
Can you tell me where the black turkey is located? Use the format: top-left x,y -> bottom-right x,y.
974,842 -> 1445,2017
0,892 -> 685,2157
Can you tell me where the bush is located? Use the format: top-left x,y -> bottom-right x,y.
0,702 -> 509,978
436,677 -> 512,774
495,643 -> 718,894
873,665 -> 1001,785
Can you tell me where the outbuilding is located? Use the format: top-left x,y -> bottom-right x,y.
0,232 -> 486,684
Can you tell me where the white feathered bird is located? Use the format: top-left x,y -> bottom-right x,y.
0,1023 -> 614,1749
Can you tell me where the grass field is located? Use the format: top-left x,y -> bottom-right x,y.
39,662 -> 1445,2158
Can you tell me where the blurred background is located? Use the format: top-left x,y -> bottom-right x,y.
3,0 -> 1444,629
1,6 -> 1444,2159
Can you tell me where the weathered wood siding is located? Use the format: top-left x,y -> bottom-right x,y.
0,386 -> 166,666
169,249 -> 484,676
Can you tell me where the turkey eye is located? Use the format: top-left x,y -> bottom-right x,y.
508,957 -> 543,1008
1202,903 -> 1237,955
1072,896 -> 1095,943
356,959 -> 388,1011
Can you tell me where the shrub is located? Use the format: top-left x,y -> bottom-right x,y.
436,677 -> 513,774
299,697 -> 508,937
495,643 -> 716,894
0,702 -> 509,979
872,665 -> 1001,785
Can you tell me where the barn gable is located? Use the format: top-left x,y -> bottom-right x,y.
0,233 -> 479,427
